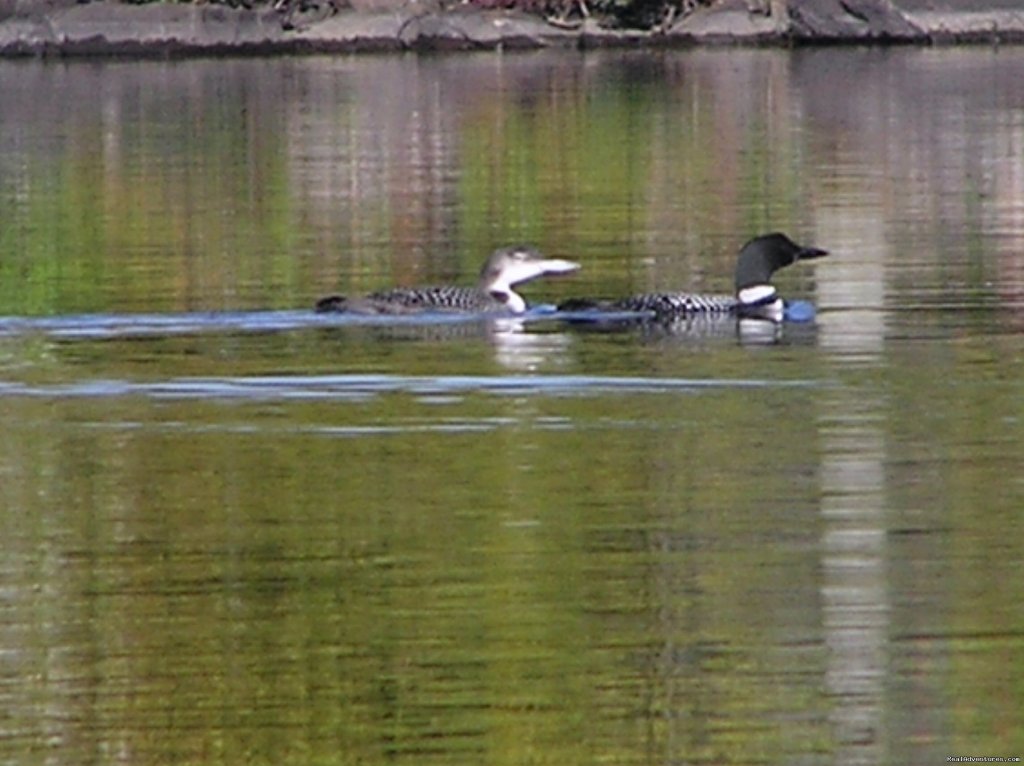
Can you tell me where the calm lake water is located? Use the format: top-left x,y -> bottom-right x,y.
1,47 -> 1023,764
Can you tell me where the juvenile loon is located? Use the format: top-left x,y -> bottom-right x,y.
559,233 -> 828,321
315,245 -> 580,315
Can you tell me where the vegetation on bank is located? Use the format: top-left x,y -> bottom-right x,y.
118,0 -> 718,30
462,0 -> 716,30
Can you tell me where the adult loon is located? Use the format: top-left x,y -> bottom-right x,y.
558,233 -> 828,322
315,245 -> 580,315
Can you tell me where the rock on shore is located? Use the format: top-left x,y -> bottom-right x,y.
1,0 -> 1023,56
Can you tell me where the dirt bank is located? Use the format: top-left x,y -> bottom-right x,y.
1,0 -> 1022,57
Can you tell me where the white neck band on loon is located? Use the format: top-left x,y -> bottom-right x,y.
737,284 -> 778,307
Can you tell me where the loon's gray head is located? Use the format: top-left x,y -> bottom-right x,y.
478,245 -> 580,314
733,233 -> 828,318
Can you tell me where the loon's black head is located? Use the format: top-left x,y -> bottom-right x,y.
478,245 -> 580,314
733,233 -> 828,317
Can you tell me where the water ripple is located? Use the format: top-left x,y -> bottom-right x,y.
0,308 -> 580,340
0,374 -> 820,401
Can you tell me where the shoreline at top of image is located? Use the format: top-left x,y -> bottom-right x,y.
2,0 -> 1024,59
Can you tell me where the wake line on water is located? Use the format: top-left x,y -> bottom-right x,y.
0,303 -> 822,344
0,305 -> 765,342
0,306 -> 732,340
0,309 -> 517,339
0,374 -> 821,401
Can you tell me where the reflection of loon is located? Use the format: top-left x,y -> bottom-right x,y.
315,246 -> 580,315
560,233 -> 828,322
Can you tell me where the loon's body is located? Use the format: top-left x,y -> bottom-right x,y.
315,246 -> 579,315
560,233 -> 828,321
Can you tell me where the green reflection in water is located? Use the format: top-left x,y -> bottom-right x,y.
0,62 -> 296,315
1,381 -> 830,765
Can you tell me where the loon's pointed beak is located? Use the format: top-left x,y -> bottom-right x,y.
503,258 -> 580,287
539,258 -> 581,276
797,246 -> 829,261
